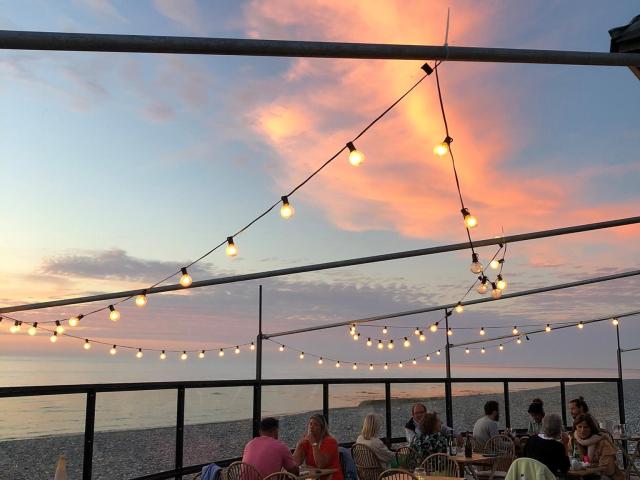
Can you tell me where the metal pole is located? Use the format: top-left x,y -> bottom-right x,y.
82,389 -> 96,480
444,310 -> 453,429
3,215 -> 640,314
560,381 -> 568,428
503,382 -> 511,429
323,383 -> 329,424
175,387 -> 185,480
2,30 -> 640,66
616,324 -> 626,425
385,381 -> 392,447
253,285 -> 263,438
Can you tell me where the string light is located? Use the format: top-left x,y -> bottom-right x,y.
110,345 -> 117,355
218,349 -> 225,357
299,352 -> 305,359
489,259 -> 501,270
346,142 -> 364,167
279,345 -> 285,352
280,196 -> 294,219
234,346 -> 241,354
414,327 -> 421,336
384,363 -> 388,370
335,361 -> 341,368
136,348 -> 143,359
480,327 -> 486,336
353,332 -> 360,341
135,293 -> 148,307
491,283 -> 502,299
179,268 -> 193,287
419,331 -> 426,342
430,322 -> 439,333
412,358 -> 417,365
433,136 -> 453,156
10,321 -> 20,333
160,351 -> 166,360
50,332 -> 58,343
352,363 -> 358,370
181,351 -> 188,360
225,237 -> 238,257
250,342 -> 255,350
465,347 -> 470,354
455,302 -> 464,313
461,208 -> 478,229
55,321 -> 64,334
403,337 -> 410,348
476,277 -> 488,294
496,274 -> 507,291
436,350 -> 441,356
84,339 -> 91,350
387,340 -> 394,350
28,323 -> 37,336
108,305 -> 120,322
318,357 -> 323,365
481,347 -> 486,354
470,253 -> 483,274
426,354 -> 431,361
382,326 -> 388,334
512,326 -> 519,335
377,340 -> 384,350
366,338 -> 372,347
577,321 -> 584,329
68,315 -> 82,327
447,328 -> 453,336
516,337 -> 522,344
349,324 -> 356,335
499,344 -> 504,351
612,318 -> 619,326
198,350 -> 205,359
545,324 -> 552,332
369,364 -> 374,371
398,362 -> 403,368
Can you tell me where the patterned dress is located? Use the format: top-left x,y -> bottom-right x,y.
410,431 -> 449,461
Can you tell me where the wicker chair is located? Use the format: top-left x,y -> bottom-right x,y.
620,439 -> 640,480
223,461 -> 263,480
378,468 -> 419,480
263,472 -> 298,480
421,453 -> 460,478
476,435 -> 515,480
470,435 -> 484,454
396,446 -> 420,471
352,443 -> 384,480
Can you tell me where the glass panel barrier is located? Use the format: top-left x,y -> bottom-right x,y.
390,383 -> 446,442
508,382 -> 561,432
184,386 -> 253,467
451,382 -> 505,435
565,381 -> 620,430
329,383 -> 386,444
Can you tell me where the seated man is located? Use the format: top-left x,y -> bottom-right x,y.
473,400 -> 500,446
242,417 -> 300,477
405,403 -> 427,443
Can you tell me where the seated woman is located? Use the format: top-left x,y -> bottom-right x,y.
527,398 -> 545,435
569,414 -> 623,480
293,414 -> 344,480
410,412 -> 448,461
523,413 -> 569,475
356,413 -> 396,468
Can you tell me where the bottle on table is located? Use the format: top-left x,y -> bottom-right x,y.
464,432 -> 473,458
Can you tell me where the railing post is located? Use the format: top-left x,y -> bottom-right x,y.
385,381 -> 392,447
175,387 -> 185,480
560,381 -> 567,428
82,389 -> 96,480
323,383 -> 329,423
444,310 -> 453,429
503,381 -> 510,429
253,285 -> 263,438
616,324 -> 626,424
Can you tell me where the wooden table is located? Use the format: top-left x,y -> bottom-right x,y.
298,467 -> 337,480
566,466 -> 603,477
447,453 -> 496,478
426,476 -> 463,480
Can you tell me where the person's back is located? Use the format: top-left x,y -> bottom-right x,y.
473,401 -> 500,446
243,417 -> 299,478
524,435 -> 569,475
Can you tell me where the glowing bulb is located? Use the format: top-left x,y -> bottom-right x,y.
430,323 -> 439,333
426,355 -> 431,361
110,345 -> 117,355
377,340 -> 384,350
470,253 -> 483,274
382,326 -> 388,334
447,328 -> 453,336
84,339 -> 91,350
578,322 -> 584,329
353,332 -> 360,341
218,349 -> 225,357
349,324 -> 356,335
398,362 -> 403,368
318,358 -> 323,365
136,349 -> 143,359
412,358 -> 417,365
436,350 -> 441,356
199,350 -> 205,359
387,340 -> 394,350
489,259 -> 500,270
403,337 -> 410,348
433,136 -> 452,156
366,338 -> 372,347
181,351 -> 188,360
499,344 -> 504,351
279,345 -> 285,352
414,327 -> 421,336
250,342 -> 255,350
419,332 -> 426,342
160,351 -> 166,360
15,322 -> 22,332
352,363 -> 358,370
512,327 -> 519,335
225,236 -> 238,257
517,337 -> 522,344
68,315 -> 81,327
55,321 -> 64,334
335,361 -> 341,368
369,364 -> 374,371
455,302 -> 464,313
612,318 -> 619,326
461,208 -> 478,229
496,275 -> 507,291
346,141 -> 364,166
480,327 -> 486,336
476,280 -> 488,294
28,323 -> 37,336
481,347 -> 486,354
10,323 -> 18,334
50,332 -> 58,343
545,324 -> 551,332
465,347 -> 470,354
299,352 -> 305,360
384,363 -> 388,370
234,346 -> 240,354
179,267 -> 192,287
135,294 -> 147,307
491,283 -> 502,299
280,196 -> 294,219
109,305 -> 120,322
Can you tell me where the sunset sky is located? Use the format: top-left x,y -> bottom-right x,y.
1,0 -> 639,386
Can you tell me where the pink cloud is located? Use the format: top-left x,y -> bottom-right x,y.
153,0 -> 206,35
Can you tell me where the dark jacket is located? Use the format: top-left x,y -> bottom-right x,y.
524,435 -> 570,475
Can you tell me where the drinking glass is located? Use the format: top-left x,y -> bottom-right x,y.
450,444 -> 458,456
414,467 -> 426,480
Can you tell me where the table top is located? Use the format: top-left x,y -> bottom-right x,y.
426,476 -> 463,480
566,466 -> 603,477
298,467 -> 337,479
447,453 -> 495,464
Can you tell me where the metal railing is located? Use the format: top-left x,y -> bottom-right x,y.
0,376 -> 624,480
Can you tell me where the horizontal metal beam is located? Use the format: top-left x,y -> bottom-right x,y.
1,30 -> 640,66
1,215 -> 639,314
621,346 -> 640,353
264,269 -> 640,337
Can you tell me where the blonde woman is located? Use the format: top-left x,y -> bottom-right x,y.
294,414 -> 344,480
356,414 -> 396,467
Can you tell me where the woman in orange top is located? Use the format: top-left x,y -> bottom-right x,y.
293,414 -> 344,480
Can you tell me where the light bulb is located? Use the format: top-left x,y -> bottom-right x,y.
387,340 -> 394,350
426,355 -> 431,361
369,364 -> 374,371
476,279 -> 488,294
28,323 -> 37,336
499,344 -> 504,351
545,324 -> 551,332
279,345 -> 285,352
55,321 -> 64,334
68,315 -> 81,327
108,305 -> 120,322
353,332 -> 360,341
481,347 -> 486,354
181,351 -> 188,360
352,363 -> 358,370
465,347 -> 470,354
250,342 -> 255,350
496,275 -> 507,291
335,361 -> 341,368
318,358 -> 323,365
517,337 -> 522,344
489,259 -> 500,270
384,363 -> 388,370
179,267 -> 192,287
403,337 -> 410,348
225,236 -> 238,257
480,327 -> 486,336
84,339 -> 91,350
398,362 -> 403,368
377,340 -> 384,350
382,326 -> 388,334
447,328 -> 453,336
461,208 -> 478,229
349,324 -> 356,335
15,322 -> 22,332
10,322 -> 18,334
280,195 -> 294,219
218,349 -> 225,357
512,327 -> 519,335
110,345 -> 117,355
412,358 -> 417,365
470,253 -> 483,274
234,346 -> 240,354
414,327 -> 421,336
346,141 -> 364,167
50,332 -> 58,343
199,350 -> 205,359
160,351 -> 166,360
436,350 -> 441,356
612,318 -> 619,326
136,349 -> 143,359
491,283 -> 502,299
299,352 -> 305,359
578,322 -> 584,329
455,302 -> 464,313
430,323 -> 439,333
419,332 -> 426,342
135,294 -> 147,307
433,136 -> 452,156
366,338 -> 372,347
